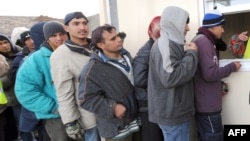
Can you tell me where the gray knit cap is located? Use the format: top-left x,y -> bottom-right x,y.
43,21 -> 66,41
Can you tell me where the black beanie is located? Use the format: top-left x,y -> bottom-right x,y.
19,31 -> 31,45
64,12 -> 88,25
43,21 -> 66,41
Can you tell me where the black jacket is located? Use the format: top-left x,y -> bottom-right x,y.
133,38 -> 154,112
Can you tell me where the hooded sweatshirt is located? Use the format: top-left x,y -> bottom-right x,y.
147,6 -> 198,125
0,34 -> 22,113
11,27 -> 29,45
193,27 -> 237,114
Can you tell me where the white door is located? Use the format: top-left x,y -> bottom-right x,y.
220,59 -> 250,124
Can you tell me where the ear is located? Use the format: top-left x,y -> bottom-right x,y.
64,25 -> 69,32
97,42 -> 104,50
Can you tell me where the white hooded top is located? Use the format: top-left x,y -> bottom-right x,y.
11,27 -> 29,44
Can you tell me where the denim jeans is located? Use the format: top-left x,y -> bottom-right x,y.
12,105 -> 35,141
19,106 -> 40,132
159,121 -> 190,141
195,113 -> 223,141
20,131 -> 34,141
85,127 -> 101,141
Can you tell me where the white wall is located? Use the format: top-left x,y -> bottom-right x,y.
99,0 -> 202,56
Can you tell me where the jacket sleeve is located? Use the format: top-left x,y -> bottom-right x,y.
50,53 -> 80,124
151,41 -> 198,88
196,38 -> 236,82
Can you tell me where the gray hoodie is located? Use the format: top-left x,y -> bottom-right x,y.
148,6 -> 198,125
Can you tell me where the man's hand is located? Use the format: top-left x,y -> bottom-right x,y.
185,42 -> 198,52
65,120 -> 84,139
233,61 -> 241,71
114,103 -> 126,119
239,31 -> 248,41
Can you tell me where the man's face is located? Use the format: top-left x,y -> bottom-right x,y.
0,39 -> 11,53
209,25 -> 224,39
65,18 -> 89,40
24,37 -> 35,51
184,23 -> 190,36
98,29 -> 123,55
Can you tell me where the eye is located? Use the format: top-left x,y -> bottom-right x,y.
82,21 -> 88,25
111,36 -> 117,41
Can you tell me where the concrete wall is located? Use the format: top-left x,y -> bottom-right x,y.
0,14 -> 100,37
99,0 -> 201,57
98,0 -> 250,59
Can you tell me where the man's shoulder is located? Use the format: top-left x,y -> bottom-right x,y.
51,44 -> 69,57
193,34 -> 211,47
192,34 -> 206,42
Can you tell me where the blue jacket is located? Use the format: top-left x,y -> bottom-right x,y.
12,47 -> 31,82
15,45 -> 59,119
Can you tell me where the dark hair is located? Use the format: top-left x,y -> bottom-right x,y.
91,24 -> 116,49
117,32 -> 126,41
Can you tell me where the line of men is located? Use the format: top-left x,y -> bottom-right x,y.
0,5 -> 244,141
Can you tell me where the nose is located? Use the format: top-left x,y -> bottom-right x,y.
186,24 -> 190,32
117,36 -> 122,43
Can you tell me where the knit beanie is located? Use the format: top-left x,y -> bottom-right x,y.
64,11 -> 88,25
30,22 -> 46,50
19,31 -> 31,45
11,27 -> 29,44
43,21 -> 66,41
202,9 -> 225,28
148,16 -> 161,40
